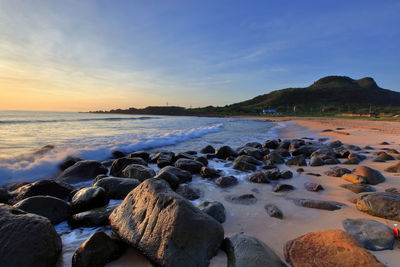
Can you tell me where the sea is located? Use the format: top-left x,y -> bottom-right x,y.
0,110 -> 280,186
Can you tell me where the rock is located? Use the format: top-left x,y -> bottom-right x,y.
342,173 -> 367,184
151,151 -> 175,168
3,181 -> 29,191
93,174 -> 109,183
310,156 -> 324,166
246,142 -> 263,149
264,204 -> 283,219
200,145 -> 215,154
286,155 -> 307,166
233,161 -> 257,171
364,145 -> 375,150
109,179 -> 224,267
71,187 -> 109,213
263,140 -> 279,149
311,148 -> 337,159
0,188 -> 10,203
223,233 -> 285,267
306,172 -> 321,177
176,184 -> 201,200
215,145 -> 238,159
296,168 -> 304,173
232,155 -> 261,167
128,150 -> 150,161
225,194 -> 257,205
248,172 -> 270,183
175,158 -> 204,173
238,147 -> 263,160
121,164 -> 156,181
284,230 -> 385,267
385,161 -> 400,173
57,160 -> 107,184
275,148 -> 291,158
342,218 -> 395,251
72,231 -> 125,267
278,140 -> 291,149
290,198 -> 344,210
68,204 -> 119,228
158,166 -> 192,183
377,151 -> 395,161
273,184 -> 295,192
215,176 -> 238,188
93,178 -> 140,199
175,152 -> 196,160
355,192 -> 400,221
324,167 -> 351,177
264,152 -> 284,164
324,158 -> 340,164
59,156 -> 83,171
0,204 -> 62,267
349,152 -> 367,161
343,157 -> 361,164
304,182 -> 324,192
154,171 -> 180,190
10,179 -> 74,203
340,184 -> 376,193
346,144 -> 362,151
264,170 -> 281,180
198,201 -> 226,223
353,166 -> 385,185
112,150 -> 126,159
200,166 -> 221,179
110,157 -> 147,177
329,140 -> 343,148
385,187 -> 400,195
13,196 -> 70,224
380,141 -> 390,145
280,170 -> 293,179
195,156 -> 208,166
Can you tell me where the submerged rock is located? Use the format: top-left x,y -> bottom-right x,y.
290,198 -> 345,211
273,184 -> 295,192
200,166 -> 221,179
340,184 -> 376,193
248,171 -> 270,184
264,204 -> 283,219
225,194 -> 257,205
215,176 -> 238,188
109,179 -> 224,267
304,182 -> 324,192
284,230 -> 384,267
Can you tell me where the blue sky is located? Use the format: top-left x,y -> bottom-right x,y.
0,0 -> 399,110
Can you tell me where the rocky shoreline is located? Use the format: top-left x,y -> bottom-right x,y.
1,125 -> 400,266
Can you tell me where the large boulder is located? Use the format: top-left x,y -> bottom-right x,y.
174,158 -> 204,174
72,231 -> 125,267
68,204 -> 119,228
284,230 -> 384,267
13,196 -> 70,225
121,164 -> 156,181
157,166 -> 192,183
0,204 -> 62,267
223,233 -> 285,267
71,186 -> 109,213
342,173 -> 367,184
93,178 -> 140,199
354,192 -> 400,221
215,145 -> 238,159
57,160 -> 107,184
198,201 -> 226,223
109,179 -> 224,267
342,218 -> 395,251
353,166 -> 385,185
110,157 -> 147,177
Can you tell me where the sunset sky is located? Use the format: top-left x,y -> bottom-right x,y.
0,0 -> 399,111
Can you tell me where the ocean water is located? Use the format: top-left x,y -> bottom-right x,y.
0,110 -> 278,185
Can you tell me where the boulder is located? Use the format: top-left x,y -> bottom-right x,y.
286,155 -> 307,166
248,172 -> 270,183
238,147 -> 263,160
340,184 -> 376,193
274,148 -> 291,157
198,201 -> 226,223
384,161 -> 400,173
225,194 -> 257,205
10,179 -> 74,203
121,164 -> 156,181
304,182 -> 324,192
0,204 -> 62,267
151,151 -> 175,168
215,145 -> 238,159
175,158 -> 204,173
200,167 -> 221,179
233,155 -> 262,166
93,174 -> 109,183
223,233 -> 285,267
329,140 -> 343,148
290,198 -> 344,211
343,157 -> 361,165
263,140 -> 279,149
175,152 -> 196,160
355,192 -> 400,221
71,186 -> 109,213
176,184 -> 201,200
342,173 -> 367,184
57,160 -> 107,184
246,142 -> 263,149
72,231 -> 125,267
376,152 -> 395,161
93,178 -> 140,199
273,184 -> 295,192
128,150 -> 150,161
284,230 -> 384,267
112,150 -> 126,159
200,145 -> 215,154
59,156 -> 83,171
310,156 -> 324,166
68,204 -> 119,228
280,170 -> 293,179
13,196 -> 70,225
385,187 -> 400,195
324,167 -> 351,177
110,157 -> 147,177
195,156 -> 208,166
264,152 -> 284,164
0,188 -> 10,203
233,161 -> 257,172
157,166 -> 192,183
353,166 -> 385,185
342,218 -> 395,251
264,204 -> 283,219
109,179 -> 224,267
215,176 -> 238,188
153,171 -> 180,190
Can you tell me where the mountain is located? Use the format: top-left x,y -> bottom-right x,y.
223,76 -> 400,114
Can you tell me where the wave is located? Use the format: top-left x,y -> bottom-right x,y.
0,116 -> 159,125
0,123 -> 222,186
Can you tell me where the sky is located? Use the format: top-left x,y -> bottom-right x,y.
0,0 -> 399,111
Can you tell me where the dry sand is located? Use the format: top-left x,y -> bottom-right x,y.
108,117 -> 400,267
